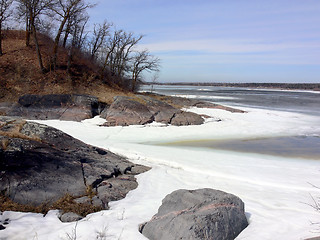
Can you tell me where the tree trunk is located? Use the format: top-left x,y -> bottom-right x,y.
31,22 -> 45,73
67,46 -> 72,74
25,15 -> 30,47
131,72 -> 136,92
62,30 -> 70,48
0,22 -> 3,56
51,16 -> 69,70
26,27 -> 30,47
100,51 -> 112,80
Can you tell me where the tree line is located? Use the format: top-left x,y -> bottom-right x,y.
0,0 -> 160,92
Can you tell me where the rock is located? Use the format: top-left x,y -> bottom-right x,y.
129,165 -> 151,175
170,111 -> 204,126
0,102 -> 16,116
2,93 -> 244,125
74,196 -> 91,204
101,96 -> 154,126
138,96 -> 179,124
101,96 -> 205,126
140,188 -> 248,240
0,215 -> 8,230
60,212 -> 83,222
96,174 -> 138,208
306,237 -> 320,240
0,116 -> 150,209
6,94 -> 105,121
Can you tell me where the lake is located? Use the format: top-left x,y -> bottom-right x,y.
141,85 -> 320,160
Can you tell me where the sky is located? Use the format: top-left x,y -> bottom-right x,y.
88,0 -> 320,83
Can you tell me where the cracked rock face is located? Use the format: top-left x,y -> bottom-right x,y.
0,116 -> 149,207
140,188 -> 248,240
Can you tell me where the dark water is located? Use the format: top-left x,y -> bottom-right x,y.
162,136 -> 320,160
141,85 -> 320,116
141,85 -> 320,159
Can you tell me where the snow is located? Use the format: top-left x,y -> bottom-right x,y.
1,107 -> 320,239
171,94 -> 239,100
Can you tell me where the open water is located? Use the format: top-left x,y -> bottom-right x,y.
142,85 -> 320,116
141,85 -> 320,159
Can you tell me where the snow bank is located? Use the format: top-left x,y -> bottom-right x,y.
1,107 -> 320,239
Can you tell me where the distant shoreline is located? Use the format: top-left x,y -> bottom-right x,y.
143,82 -> 320,91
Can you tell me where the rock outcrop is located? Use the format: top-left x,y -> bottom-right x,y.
102,96 -> 205,126
5,94 -> 105,121
140,188 -> 248,240
101,96 -> 154,126
0,116 -> 149,211
1,93 -> 244,126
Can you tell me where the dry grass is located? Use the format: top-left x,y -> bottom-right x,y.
0,130 -> 41,142
1,138 -> 10,150
0,30 -> 132,105
0,119 -> 41,142
0,193 -> 102,217
85,185 -> 96,200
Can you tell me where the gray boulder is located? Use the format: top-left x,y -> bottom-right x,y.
101,96 -> 154,126
6,94 -> 105,121
140,188 -> 248,240
0,116 -> 149,209
170,111 -> 204,126
59,212 -> 83,222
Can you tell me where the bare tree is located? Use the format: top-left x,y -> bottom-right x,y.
62,11 -> 88,49
100,29 -> 122,78
115,32 -> 143,77
130,49 -> 160,92
89,20 -> 111,60
66,13 -> 88,73
73,14 -> 88,49
0,0 -> 13,55
16,0 -> 31,46
100,30 -> 143,78
17,0 -> 51,73
61,16 -> 72,48
50,0 -> 94,70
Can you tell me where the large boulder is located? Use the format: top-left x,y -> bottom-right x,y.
101,96 -> 154,126
6,94 -> 105,121
170,111 -> 204,126
140,188 -> 248,240
0,116 -> 149,208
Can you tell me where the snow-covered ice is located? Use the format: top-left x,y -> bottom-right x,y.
1,106 -> 320,240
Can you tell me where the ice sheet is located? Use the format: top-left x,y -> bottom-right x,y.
1,107 -> 320,239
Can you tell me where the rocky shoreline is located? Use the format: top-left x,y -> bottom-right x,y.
0,93 -> 248,238
0,93 -> 244,125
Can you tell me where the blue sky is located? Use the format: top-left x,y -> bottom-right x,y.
88,0 -> 320,83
